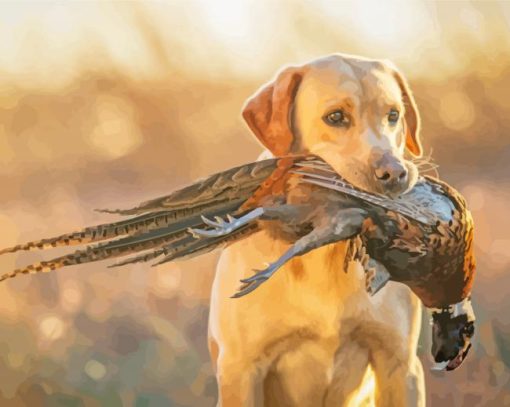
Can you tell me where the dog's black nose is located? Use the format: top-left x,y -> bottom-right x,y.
375,166 -> 407,183
374,153 -> 408,189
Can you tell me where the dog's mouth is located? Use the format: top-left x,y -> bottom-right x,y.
339,159 -> 418,199
310,149 -> 417,198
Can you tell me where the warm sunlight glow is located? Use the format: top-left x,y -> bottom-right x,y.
195,0 -> 253,47
2,0 -> 509,86
348,367 -> 376,407
0,1 -> 509,404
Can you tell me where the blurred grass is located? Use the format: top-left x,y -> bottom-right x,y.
0,1 -> 509,406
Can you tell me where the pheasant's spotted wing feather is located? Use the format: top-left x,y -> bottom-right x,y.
97,159 -> 278,215
239,156 -> 300,210
423,175 -> 476,297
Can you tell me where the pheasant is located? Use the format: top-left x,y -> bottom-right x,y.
0,155 -> 476,370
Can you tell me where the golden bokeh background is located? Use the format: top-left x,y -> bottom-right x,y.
0,1 -> 509,406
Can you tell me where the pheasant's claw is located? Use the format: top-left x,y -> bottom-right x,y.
214,216 -> 225,225
200,215 -> 223,228
364,261 -> 391,296
188,227 -> 223,238
192,214 -> 244,237
240,265 -> 276,284
231,278 -> 266,298
231,263 -> 279,297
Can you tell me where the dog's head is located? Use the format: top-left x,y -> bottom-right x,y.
242,54 -> 422,197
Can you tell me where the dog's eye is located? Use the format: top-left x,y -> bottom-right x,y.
324,110 -> 350,127
388,109 -> 400,124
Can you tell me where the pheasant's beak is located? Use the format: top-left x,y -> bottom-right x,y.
445,343 -> 472,371
430,308 -> 475,372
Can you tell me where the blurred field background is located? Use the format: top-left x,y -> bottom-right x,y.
0,1 -> 509,406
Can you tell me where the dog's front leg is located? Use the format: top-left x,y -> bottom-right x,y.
216,357 -> 265,407
368,287 -> 426,407
371,352 -> 425,407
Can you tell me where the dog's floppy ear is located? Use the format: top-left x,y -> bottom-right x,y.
242,66 -> 305,156
391,68 -> 422,157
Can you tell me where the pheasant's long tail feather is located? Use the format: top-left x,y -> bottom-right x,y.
107,248 -> 166,268
0,159 -> 281,256
0,197 -> 252,256
108,221 -> 260,268
0,202 -> 246,281
155,222 -> 260,265
0,219 -> 260,282
0,210 -> 185,255
106,234 -> 202,269
0,227 -> 190,282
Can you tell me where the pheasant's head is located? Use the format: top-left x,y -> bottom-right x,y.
430,299 -> 475,371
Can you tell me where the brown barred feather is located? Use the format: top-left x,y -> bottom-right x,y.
154,222 -> 260,266
0,228 -> 191,282
0,159 -> 281,256
0,158 -> 284,281
97,159 -> 278,216
240,156 -> 301,210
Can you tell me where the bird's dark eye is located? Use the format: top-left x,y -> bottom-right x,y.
324,110 -> 350,127
462,323 -> 475,337
388,109 -> 400,124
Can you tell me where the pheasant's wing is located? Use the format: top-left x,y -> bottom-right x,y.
97,158 -> 280,215
422,175 -> 476,295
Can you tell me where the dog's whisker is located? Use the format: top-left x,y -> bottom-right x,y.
411,149 -> 438,176
415,163 -> 439,170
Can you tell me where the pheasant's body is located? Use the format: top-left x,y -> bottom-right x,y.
0,156 -> 475,310
219,158 -> 476,308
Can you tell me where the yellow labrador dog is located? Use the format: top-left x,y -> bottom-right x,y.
208,54 -> 425,407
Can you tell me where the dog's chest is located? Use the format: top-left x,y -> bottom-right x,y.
286,240 -> 371,324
